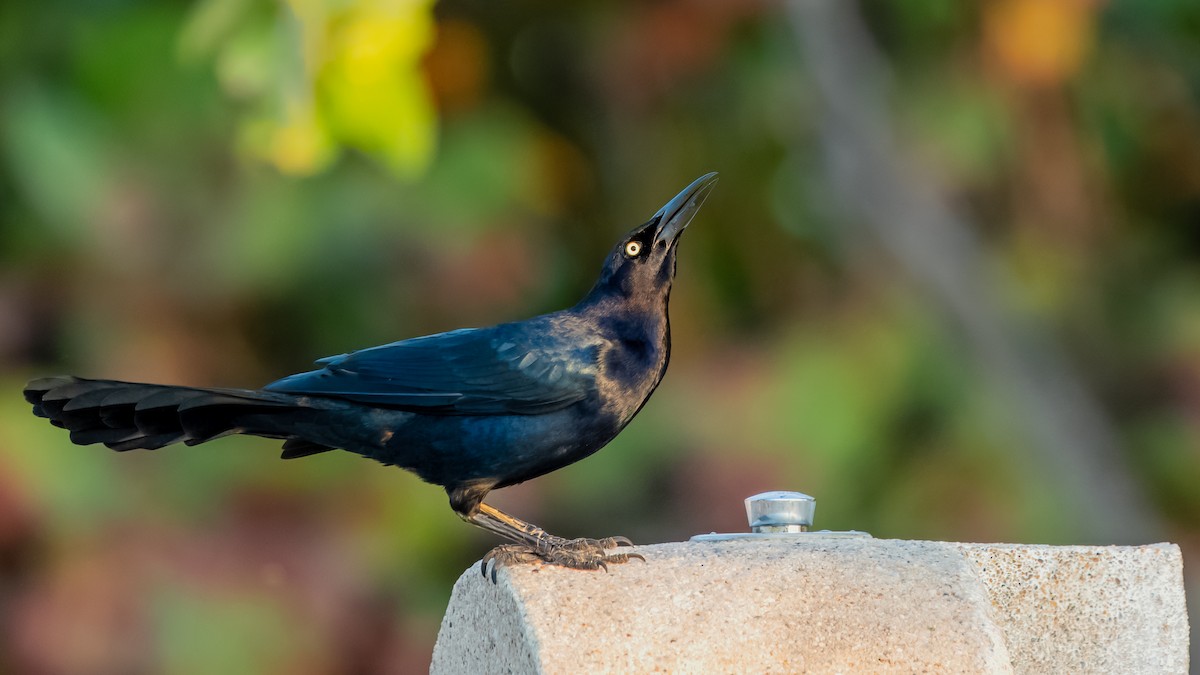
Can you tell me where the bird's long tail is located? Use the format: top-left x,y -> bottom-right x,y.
23,376 -> 332,457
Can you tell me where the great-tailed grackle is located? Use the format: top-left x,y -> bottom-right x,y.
24,173 -> 717,576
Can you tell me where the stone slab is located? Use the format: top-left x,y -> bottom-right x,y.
431,538 -> 1188,674
955,543 -> 1187,674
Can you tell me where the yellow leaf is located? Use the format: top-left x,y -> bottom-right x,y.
318,0 -> 439,177
984,0 -> 1097,88
269,107 -> 336,175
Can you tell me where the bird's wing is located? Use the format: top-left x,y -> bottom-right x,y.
263,321 -> 601,415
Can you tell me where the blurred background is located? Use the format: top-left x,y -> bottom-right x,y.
2,0 -> 1198,671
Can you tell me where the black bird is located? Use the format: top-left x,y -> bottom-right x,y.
24,173 -> 717,575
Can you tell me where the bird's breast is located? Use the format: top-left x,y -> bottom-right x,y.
595,330 -> 669,423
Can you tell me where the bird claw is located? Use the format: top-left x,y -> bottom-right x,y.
560,535 -> 634,550
481,544 -> 542,582
480,536 -> 643,583
600,535 -> 635,548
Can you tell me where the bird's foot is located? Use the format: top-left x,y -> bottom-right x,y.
480,536 -> 644,582
544,537 -> 645,571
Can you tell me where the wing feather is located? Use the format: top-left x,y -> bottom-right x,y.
264,320 -> 601,415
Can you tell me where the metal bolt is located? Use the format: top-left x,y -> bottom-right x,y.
745,491 -> 816,533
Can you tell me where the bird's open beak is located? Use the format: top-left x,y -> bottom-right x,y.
653,172 -> 719,246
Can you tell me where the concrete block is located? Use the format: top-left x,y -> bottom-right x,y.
431,538 -> 1188,674
954,543 -> 1188,674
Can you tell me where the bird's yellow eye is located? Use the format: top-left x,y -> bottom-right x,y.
624,241 -> 642,257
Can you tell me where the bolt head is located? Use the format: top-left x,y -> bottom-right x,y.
745,491 -> 816,533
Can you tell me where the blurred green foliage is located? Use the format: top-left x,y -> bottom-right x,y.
2,0 -> 1200,671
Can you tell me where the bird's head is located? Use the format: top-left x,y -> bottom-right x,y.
585,172 -> 718,308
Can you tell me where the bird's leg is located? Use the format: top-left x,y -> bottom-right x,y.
469,503 -> 565,546
474,503 -> 636,550
466,503 -> 643,581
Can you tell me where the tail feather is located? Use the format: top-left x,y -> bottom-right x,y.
69,427 -> 143,446
280,437 -> 336,459
110,432 -> 189,452
62,387 -> 117,412
24,376 -> 327,455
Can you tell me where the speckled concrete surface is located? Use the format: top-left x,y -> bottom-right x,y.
431,538 -> 1188,674
954,543 -> 1188,675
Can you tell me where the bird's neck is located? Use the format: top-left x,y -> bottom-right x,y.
576,289 -> 672,370
578,280 -> 672,317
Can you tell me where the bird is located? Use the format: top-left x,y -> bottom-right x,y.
24,172 -> 717,578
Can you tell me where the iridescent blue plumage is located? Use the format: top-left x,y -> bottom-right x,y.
24,173 -> 718,574
264,321 -> 600,415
